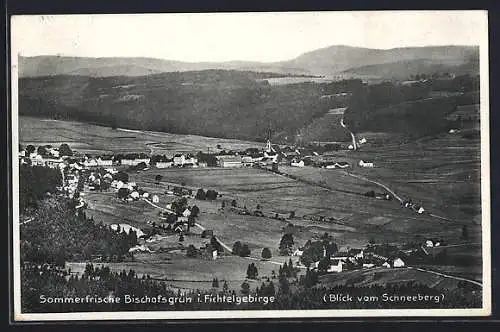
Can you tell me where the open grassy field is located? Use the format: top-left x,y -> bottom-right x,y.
128,166 -> 479,250
19,116 -> 264,155
66,253 -> 291,292
319,266 -> 482,292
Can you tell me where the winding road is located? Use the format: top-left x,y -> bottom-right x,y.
407,266 -> 482,287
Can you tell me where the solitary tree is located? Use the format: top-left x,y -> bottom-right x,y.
191,205 -> 200,218
279,233 -> 294,255
261,247 -> 272,260
246,263 -> 258,279
212,277 -> 219,288
155,174 -> 162,185
195,189 -> 206,200
317,256 -> 331,273
241,281 -> 250,295
186,244 -> 198,258
25,144 -> 36,155
37,146 -> 48,156
239,244 -> 251,257
206,189 -> 218,200
59,143 -> 73,156
231,199 -> 237,207
232,241 -> 242,256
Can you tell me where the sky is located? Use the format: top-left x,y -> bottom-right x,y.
11,11 -> 487,62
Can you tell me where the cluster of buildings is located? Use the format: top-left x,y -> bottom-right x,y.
294,246 -> 407,274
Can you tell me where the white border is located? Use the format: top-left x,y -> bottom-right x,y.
10,11 -> 491,321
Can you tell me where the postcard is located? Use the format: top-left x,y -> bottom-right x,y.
10,10 -> 491,321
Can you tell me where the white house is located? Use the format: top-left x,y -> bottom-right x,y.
425,240 -> 435,248
130,191 -> 140,200
382,261 -> 391,268
359,160 -> 374,168
363,263 -> 375,269
264,152 -> 279,163
216,155 -> 243,168
97,157 -> 113,166
122,158 -> 150,166
212,250 -> 218,260
348,249 -> 364,259
392,257 -> 405,268
327,259 -> 344,273
142,192 -> 150,198
173,154 -> 186,166
292,249 -> 304,257
241,156 -> 254,166
42,157 -> 64,169
152,195 -> 159,203
359,137 -> 367,145
115,180 -> 125,189
47,148 -> 60,158
84,158 -> 99,168
291,160 -> 305,167
156,161 -> 173,169
105,168 -> 118,174
185,155 -> 198,165
182,208 -> 192,218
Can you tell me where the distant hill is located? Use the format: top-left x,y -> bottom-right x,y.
19,45 -> 478,79
283,45 -> 478,76
18,56 -> 311,78
18,70 -> 333,142
341,55 -> 479,80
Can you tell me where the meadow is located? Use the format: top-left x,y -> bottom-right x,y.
19,116 -> 264,155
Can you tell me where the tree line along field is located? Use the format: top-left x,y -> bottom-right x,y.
19,116 -> 264,155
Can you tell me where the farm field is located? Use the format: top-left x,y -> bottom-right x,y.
127,166 -> 474,248
19,116 -> 264,155
318,266 -> 482,292
66,253 -> 293,292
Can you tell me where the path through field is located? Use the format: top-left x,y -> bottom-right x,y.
407,267 -> 482,287
141,198 -> 297,268
342,171 -> 466,224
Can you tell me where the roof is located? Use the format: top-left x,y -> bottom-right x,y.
217,155 -> 242,162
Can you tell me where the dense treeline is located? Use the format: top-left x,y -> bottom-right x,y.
19,71 -> 480,144
20,198 -> 138,265
19,164 -> 62,211
18,72 -> 343,143
21,262 -> 481,313
343,75 -> 480,138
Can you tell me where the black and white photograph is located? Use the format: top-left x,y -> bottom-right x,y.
10,11 -> 491,320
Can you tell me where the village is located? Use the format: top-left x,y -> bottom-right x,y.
17,135 -> 454,280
